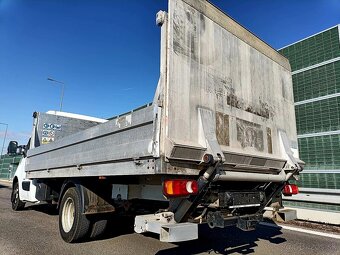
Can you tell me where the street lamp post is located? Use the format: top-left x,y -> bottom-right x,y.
47,77 -> 65,112
0,122 -> 8,157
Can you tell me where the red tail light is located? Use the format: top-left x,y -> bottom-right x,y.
163,180 -> 198,198
283,184 -> 299,196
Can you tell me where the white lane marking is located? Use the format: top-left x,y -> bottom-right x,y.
259,222 -> 340,240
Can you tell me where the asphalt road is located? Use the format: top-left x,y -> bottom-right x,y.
1,181 -> 340,255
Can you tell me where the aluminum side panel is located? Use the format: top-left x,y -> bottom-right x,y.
26,106 -> 155,173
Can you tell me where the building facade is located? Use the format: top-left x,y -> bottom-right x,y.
279,25 -> 340,211
0,154 -> 22,180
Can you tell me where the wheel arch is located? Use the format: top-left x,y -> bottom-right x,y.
58,179 -> 85,213
58,178 -> 115,215
12,176 -> 19,188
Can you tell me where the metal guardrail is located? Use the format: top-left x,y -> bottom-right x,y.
301,170 -> 340,174
283,188 -> 340,206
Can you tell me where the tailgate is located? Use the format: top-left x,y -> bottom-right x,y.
160,0 -> 300,172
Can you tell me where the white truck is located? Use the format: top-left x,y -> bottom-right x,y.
11,0 -> 303,243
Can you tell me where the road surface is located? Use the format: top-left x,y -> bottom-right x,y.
0,181 -> 339,255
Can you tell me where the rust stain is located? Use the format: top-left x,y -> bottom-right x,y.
227,92 -> 272,119
172,7 -> 198,61
267,127 -> 273,154
116,115 -> 131,128
216,112 -> 230,146
227,93 -> 244,110
245,101 -> 270,119
236,118 -> 264,151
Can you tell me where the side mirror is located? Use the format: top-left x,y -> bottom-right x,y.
7,141 -> 18,155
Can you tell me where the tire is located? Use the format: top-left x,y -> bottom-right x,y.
89,218 -> 108,239
59,187 -> 90,243
11,182 -> 25,211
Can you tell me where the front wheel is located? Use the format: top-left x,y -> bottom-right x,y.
59,187 -> 90,243
11,182 -> 25,211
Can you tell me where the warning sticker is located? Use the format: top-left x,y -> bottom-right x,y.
43,123 -> 62,131
41,123 -> 60,144
41,137 -> 55,144
42,130 -> 55,137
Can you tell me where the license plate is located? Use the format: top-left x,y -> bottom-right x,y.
218,191 -> 262,208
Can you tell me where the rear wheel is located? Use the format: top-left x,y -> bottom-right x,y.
11,182 -> 25,211
59,187 -> 90,243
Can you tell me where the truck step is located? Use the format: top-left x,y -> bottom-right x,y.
160,223 -> 198,242
134,213 -> 198,242
275,209 -> 297,222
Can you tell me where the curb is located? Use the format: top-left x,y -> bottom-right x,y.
0,179 -> 12,183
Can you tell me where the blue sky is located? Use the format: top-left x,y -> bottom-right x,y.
0,0 -> 339,146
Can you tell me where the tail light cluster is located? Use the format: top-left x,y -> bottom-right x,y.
163,179 -> 198,198
283,184 -> 299,196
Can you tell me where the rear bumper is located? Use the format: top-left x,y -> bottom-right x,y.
213,170 -> 291,183
134,212 -> 263,242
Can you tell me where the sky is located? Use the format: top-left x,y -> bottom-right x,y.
0,0 -> 339,147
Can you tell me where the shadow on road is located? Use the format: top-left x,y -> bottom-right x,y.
24,203 -> 59,216
0,183 -> 11,189
155,223 -> 285,255
100,215 -> 136,239
99,216 -> 285,254
19,200 -> 287,254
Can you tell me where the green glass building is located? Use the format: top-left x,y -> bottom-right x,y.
0,154 -> 22,180
279,25 -> 340,211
